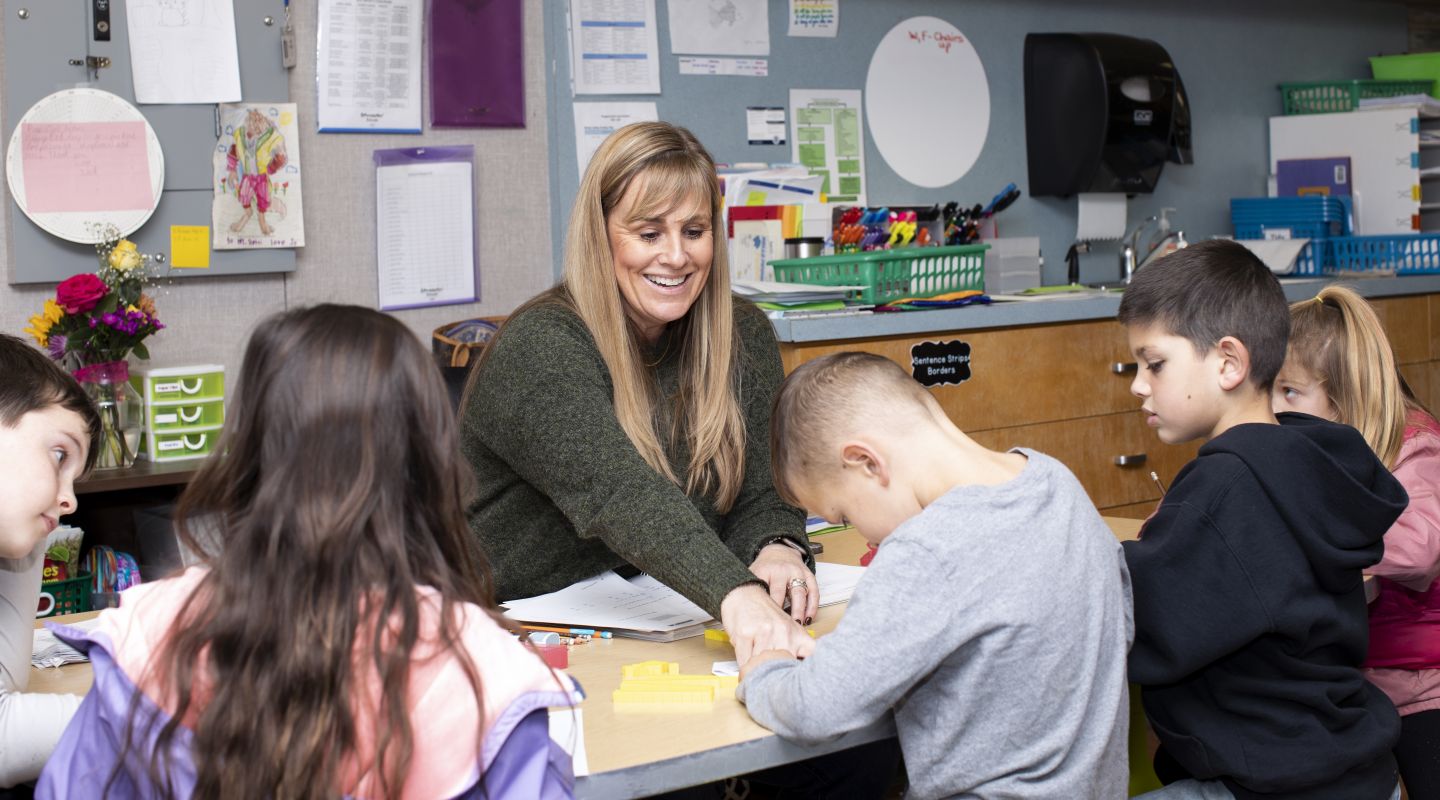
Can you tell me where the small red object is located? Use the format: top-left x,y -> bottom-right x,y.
535,643 -> 569,669
859,544 -> 878,567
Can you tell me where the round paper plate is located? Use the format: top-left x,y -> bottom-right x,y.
5,88 -> 165,244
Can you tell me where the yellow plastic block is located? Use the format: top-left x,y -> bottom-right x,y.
621,660 -> 680,679
613,688 -> 715,705
704,628 -> 816,643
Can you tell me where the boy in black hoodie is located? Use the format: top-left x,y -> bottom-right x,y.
1120,240 -> 1408,800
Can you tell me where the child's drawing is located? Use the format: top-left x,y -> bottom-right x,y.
212,103 -> 305,249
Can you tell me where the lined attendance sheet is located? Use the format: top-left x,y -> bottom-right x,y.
374,158 -> 475,310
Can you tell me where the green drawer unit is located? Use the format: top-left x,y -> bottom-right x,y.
132,364 -> 226,404
141,426 -> 222,462
148,400 -> 225,431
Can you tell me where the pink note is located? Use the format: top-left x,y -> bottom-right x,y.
20,121 -> 155,213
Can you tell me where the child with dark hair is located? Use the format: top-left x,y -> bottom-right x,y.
0,333 -> 99,787
1121,241 -> 1407,800
38,306 -> 581,799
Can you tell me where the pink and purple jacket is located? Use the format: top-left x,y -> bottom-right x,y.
36,568 -> 583,799
1366,410 -> 1440,677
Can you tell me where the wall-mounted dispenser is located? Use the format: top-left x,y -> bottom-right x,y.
1024,33 -> 1192,196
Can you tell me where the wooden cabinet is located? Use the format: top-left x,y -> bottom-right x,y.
779,318 -> 1199,520
778,292 -> 1440,520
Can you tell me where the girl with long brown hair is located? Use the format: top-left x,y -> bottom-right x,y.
38,305 -> 580,799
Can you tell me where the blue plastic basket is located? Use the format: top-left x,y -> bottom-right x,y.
1322,234 -> 1440,275
1231,197 -> 1355,275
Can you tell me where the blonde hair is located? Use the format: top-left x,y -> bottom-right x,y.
1287,286 -> 1409,467
529,122 -> 745,510
771,352 -> 938,506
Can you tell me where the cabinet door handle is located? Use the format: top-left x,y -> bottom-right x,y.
1114,453 -> 1148,467
1111,362 -> 1137,374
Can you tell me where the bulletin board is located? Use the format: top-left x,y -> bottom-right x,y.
2,0 -> 294,284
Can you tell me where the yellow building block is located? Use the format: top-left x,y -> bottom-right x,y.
703,628 -> 816,644
621,660 -> 680,679
613,687 -> 716,706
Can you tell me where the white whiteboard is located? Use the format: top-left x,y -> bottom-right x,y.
865,17 -> 990,189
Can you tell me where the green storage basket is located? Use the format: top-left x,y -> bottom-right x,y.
770,244 -> 989,305
1279,79 -> 1435,114
39,575 -> 91,618
1371,53 -> 1440,99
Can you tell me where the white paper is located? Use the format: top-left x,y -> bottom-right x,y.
317,0 -> 422,132
790,89 -> 866,203
570,0 -> 662,95
573,102 -> 659,176
32,617 -> 102,669
746,107 -> 786,144
711,660 -> 740,676
548,708 -> 589,777
375,160 -> 475,309
1076,193 -> 1128,241
504,571 -> 710,633
502,563 -> 864,632
1236,238 -> 1311,275
866,17 -> 990,188
679,57 -> 768,77
667,0 -> 770,55
213,104 -> 305,249
125,0 -> 242,104
788,0 -> 837,37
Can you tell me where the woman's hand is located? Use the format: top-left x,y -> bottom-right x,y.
749,543 -> 820,625
721,583 -> 817,665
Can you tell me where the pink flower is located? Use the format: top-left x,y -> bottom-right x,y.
55,273 -> 108,314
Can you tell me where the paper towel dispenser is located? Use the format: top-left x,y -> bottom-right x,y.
1024,33 -> 1191,196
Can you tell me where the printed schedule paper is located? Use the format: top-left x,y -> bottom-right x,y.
569,0 -> 661,95
374,147 -> 476,310
318,0 -> 423,133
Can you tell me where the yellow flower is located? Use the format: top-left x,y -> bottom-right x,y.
108,239 -> 143,272
24,299 -> 62,347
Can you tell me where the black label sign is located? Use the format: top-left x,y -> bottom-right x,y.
910,340 -> 971,387
94,0 -> 111,40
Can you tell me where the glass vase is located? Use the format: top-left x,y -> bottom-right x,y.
75,361 -> 143,470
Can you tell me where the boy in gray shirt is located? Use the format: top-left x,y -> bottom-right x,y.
739,352 -> 1133,799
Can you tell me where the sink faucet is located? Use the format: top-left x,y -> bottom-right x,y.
1118,210 -> 1187,282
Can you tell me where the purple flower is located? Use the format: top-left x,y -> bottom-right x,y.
46,334 -> 67,360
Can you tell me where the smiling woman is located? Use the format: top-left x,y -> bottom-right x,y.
459,122 -> 820,666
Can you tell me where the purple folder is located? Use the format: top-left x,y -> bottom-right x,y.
1277,157 -> 1352,197
430,0 -> 525,128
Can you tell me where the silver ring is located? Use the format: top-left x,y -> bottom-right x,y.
789,578 -> 807,590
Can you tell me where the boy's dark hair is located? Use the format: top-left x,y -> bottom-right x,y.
1117,239 -> 1289,391
0,334 -> 101,471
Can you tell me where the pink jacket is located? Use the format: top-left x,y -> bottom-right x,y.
38,568 -> 582,799
1366,410 -> 1440,669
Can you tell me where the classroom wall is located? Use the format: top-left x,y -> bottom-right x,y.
0,1 -> 554,376
543,0 -> 1409,286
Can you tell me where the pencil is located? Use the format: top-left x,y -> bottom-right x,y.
1150,471 -> 1167,496
521,624 -> 613,639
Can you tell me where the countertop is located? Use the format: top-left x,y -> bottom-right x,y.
767,275 -> 1440,343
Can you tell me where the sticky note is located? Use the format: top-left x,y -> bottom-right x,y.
745,190 -> 767,206
170,226 -> 210,268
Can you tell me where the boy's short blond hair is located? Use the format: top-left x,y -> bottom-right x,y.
770,352 -> 938,506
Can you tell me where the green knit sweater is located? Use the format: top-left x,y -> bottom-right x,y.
461,295 -> 809,617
